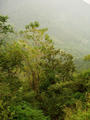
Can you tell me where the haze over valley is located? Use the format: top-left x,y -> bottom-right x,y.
0,0 -> 90,57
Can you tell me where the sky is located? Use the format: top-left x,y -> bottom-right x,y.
83,0 -> 90,4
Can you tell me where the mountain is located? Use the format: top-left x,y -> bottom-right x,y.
0,0 -> 90,57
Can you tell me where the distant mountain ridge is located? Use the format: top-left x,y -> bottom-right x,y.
0,0 -> 90,57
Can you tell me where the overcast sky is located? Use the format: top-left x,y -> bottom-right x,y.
83,0 -> 90,4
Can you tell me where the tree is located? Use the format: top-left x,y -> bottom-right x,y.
19,22 -> 75,93
84,55 -> 90,61
9,101 -> 50,120
0,15 -> 88,120
0,15 -> 13,46
0,42 -> 25,102
64,95 -> 90,120
0,15 -> 13,34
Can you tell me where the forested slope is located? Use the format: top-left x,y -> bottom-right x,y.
0,15 -> 90,120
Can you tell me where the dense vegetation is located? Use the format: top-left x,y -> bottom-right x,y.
0,15 -> 90,120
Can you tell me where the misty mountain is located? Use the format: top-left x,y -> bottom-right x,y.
0,0 -> 90,57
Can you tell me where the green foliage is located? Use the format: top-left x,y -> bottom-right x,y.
84,55 -> 90,61
64,98 -> 90,120
0,15 -> 89,120
0,100 -> 15,120
0,100 -> 49,120
0,15 -> 13,34
0,15 -> 13,46
9,102 -> 49,120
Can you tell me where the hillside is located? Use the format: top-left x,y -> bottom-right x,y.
0,0 -> 90,57
0,14 -> 90,120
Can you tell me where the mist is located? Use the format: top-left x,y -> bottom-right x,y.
0,0 -> 90,56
